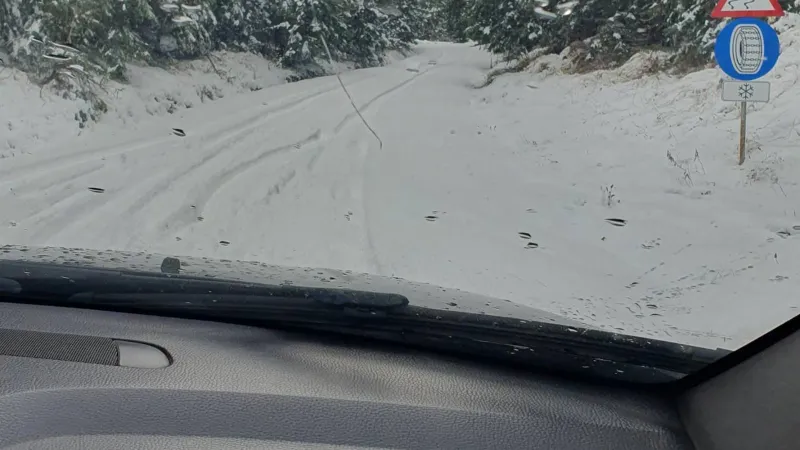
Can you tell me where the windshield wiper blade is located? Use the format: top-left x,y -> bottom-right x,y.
0,260 -> 408,311
0,260 -> 728,383
61,291 -> 721,383
65,291 -> 406,320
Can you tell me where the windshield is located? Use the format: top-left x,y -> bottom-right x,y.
0,0 -> 796,375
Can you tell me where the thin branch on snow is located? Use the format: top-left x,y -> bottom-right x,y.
310,3 -> 383,150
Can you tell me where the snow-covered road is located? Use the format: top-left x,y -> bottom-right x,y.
4,38 -> 800,350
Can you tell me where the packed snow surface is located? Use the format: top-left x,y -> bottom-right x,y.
3,22 -> 800,350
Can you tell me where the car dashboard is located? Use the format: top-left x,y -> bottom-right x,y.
0,301 -> 697,450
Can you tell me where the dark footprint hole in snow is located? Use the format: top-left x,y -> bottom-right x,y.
605,218 -> 627,227
777,230 -> 792,238
518,232 -> 531,239
172,128 -> 186,137
425,215 -> 438,222
525,242 -> 539,249
88,187 -> 105,193
219,240 -> 230,246
793,225 -> 800,231
197,216 -> 204,222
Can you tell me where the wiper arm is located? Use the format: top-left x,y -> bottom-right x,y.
0,260 -> 728,384
66,291 -> 406,321
63,291 -> 722,383
0,260 -> 408,311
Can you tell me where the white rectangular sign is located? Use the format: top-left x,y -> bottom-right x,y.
722,80 -> 770,103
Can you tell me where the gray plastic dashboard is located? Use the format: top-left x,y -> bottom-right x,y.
0,302 -> 695,450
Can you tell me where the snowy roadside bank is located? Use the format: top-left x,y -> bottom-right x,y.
439,15 -> 800,349
1,51 -> 286,154
0,48 -> 415,157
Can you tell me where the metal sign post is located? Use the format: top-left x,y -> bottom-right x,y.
738,101 -> 746,165
720,80 -> 770,165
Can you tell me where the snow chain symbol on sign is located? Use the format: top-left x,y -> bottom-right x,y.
713,18 -> 779,81
730,24 -> 764,74
738,83 -> 755,99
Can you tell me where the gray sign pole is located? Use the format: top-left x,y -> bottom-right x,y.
738,101 -> 747,165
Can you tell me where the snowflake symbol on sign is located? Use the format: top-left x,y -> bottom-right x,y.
739,83 -> 754,99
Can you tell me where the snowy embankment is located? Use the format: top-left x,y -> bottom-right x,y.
1,52 -> 285,151
1,16 -> 800,351
0,49 -> 399,151
472,14 -> 800,348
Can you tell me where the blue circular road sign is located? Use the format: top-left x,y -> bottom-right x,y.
714,18 -> 780,81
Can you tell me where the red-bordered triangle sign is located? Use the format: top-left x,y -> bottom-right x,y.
711,0 -> 784,18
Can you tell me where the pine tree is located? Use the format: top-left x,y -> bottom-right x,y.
213,0 -> 277,55
441,0 -> 469,42
151,0 -> 217,60
347,0 -> 392,67
409,0 -> 449,41
269,0 -> 353,68
391,0 -> 425,40
2,0 -> 156,79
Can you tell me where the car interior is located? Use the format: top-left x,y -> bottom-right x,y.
0,299 -> 797,450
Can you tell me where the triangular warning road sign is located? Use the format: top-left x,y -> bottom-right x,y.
711,0 -> 784,18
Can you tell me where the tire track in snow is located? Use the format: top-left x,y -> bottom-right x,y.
353,55 -> 444,274
31,121 -> 272,243
0,137 -> 175,189
166,65 -> 437,270
23,169 -> 169,244
332,65 -> 437,134
6,164 -> 107,241
152,68 -> 391,216
23,85 -> 343,244
163,65 -> 435,229
304,63 -> 438,174
261,169 -> 298,203
304,63 -> 440,274
156,129 -> 322,234
351,139 -> 384,275
18,189 -> 84,231
343,63 -> 441,274
11,163 -> 105,197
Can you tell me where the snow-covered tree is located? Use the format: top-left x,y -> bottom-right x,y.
149,0 -> 217,60
465,0 -> 545,59
346,1 -> 392,67
445,0 -> 800,70
440,0 -> 469,42
544,0 -> 669,69
411,0 -> 451,41
213,0 -> 276,55
269,0 -> 353,67
2,0 -> 156,80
